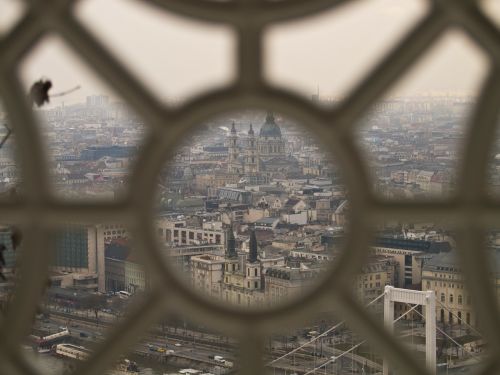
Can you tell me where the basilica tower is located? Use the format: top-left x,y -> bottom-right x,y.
244,124 -> 259,175
227,122 -> 240,174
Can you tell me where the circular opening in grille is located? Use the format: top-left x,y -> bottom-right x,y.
154,109 -> 351,312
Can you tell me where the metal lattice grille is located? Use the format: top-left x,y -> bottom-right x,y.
1,0 -> 500,374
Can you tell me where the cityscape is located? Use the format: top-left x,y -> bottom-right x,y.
1,92 -> 500,375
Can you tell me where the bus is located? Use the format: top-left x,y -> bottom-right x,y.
308,330 -> 319,338
117,291 -> 131,299
54,344 -> 92,361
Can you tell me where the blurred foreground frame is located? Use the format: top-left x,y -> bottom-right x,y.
0,1 -> 500,375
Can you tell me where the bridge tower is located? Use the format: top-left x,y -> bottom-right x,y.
383,286 -> 436,375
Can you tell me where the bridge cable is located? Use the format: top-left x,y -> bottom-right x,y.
405,303 -> 482,363
435,299 -> 482,337
301,303 -> 421,374
266,292 -> 385,366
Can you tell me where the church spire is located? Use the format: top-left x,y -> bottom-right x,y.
249,229 -> 258,263
248,123 -> 254,136
231,121 -> 236,133
226,225 -> 237,259
265,111 -> 275,123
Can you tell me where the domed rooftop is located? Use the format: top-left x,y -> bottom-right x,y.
259,112 -> 282,138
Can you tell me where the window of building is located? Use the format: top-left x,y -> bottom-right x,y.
404,255 -> 412,267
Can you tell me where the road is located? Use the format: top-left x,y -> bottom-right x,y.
36,309 -> 376,374
33,309 -> 236,372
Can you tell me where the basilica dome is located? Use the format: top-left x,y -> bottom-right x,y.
259,112 -> 282,138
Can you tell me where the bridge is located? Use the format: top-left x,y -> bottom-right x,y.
266,287 -> 485,375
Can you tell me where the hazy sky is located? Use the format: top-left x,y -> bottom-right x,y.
2,0 -> 499,106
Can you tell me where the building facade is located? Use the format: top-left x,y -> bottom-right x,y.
370,237 -> 451,288
422,251 -> 477,326
190,254 -> 225,298
157,218 -> 226,246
